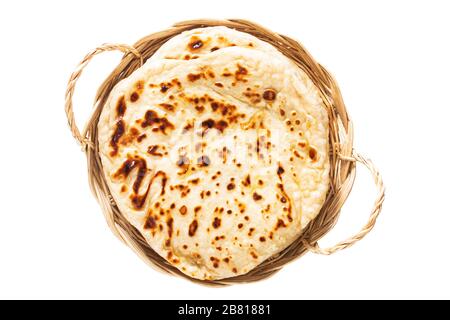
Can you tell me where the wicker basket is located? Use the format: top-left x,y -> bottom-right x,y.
64,19 -> 385,285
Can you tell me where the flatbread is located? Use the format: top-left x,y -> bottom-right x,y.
98,26 -> 330,280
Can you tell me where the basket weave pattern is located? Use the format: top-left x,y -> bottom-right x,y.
65,19 -> 385,285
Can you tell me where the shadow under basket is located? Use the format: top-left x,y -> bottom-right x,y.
64,19 -> 385,286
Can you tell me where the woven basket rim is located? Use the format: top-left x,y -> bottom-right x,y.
64,19 -> 385,286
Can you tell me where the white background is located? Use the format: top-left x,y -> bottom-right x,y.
0,0 -> 449,300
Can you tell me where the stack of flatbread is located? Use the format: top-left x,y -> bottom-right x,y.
98,26 -> 330,280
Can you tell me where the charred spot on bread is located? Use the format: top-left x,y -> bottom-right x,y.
252,192 -> 263,201
308,147 -> 318,161
141,110 -> 174,134
144,215 -> 157,229
187,73 -> 203,82
176,155 -> 190,167
160,84 -> 170,93
188,36 -> 203,51
212,217 -> 221,229
109,120 -> 125,157
197,155 -> 211,167
116,96 -> 127,116
179,205 -> 187,215
188,220 -> 198,236
159,103 -> 175,112
147,145 -> 163,157
227,183 -> 235,190
130,92 -> 139,102
275,219 -> 287,230
234,64 -> 249,82
201,118 -> 228,133
263,89 -> 277,101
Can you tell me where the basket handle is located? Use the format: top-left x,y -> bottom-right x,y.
303,151 -> 385,255
64,43 -> 142,150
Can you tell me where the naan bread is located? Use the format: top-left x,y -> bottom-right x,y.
98,26 -> 330,280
